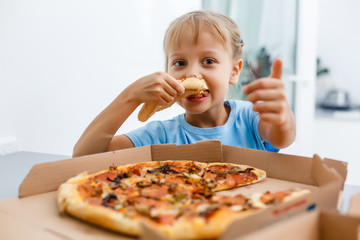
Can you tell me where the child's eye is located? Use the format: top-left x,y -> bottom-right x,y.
203,58 -> 215,65
174,60 -> 186,67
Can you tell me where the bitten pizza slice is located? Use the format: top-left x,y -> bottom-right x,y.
138,77 -> 208,122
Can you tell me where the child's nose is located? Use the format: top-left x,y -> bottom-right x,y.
186,74 -> 202,79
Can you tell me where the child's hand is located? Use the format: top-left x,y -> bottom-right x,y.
242,58 -> 291,126
126,72 -> 185,106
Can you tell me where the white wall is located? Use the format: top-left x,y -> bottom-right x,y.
317,0 -> 360,106
0,0 -> 201,155
313,117 -> 360,185
314,0 -> 360,185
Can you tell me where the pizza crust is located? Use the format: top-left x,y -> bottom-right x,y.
143,206 -> 261,239
58,171 -> 142,236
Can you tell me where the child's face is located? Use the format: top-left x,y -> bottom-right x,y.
167,29 -> 241,116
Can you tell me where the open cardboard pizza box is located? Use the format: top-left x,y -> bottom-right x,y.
0,140 -> 348,239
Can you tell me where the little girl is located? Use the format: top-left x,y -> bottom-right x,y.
73,10 -> 296,157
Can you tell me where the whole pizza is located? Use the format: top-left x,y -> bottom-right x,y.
58,160 -> 309,239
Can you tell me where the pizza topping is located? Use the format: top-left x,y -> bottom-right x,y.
230,205 -> 244,212
149,177 -> 166,186
198,204 -> 219,219
196,203 -> 210,213
164,175 -> 187,185
106,173 -> 129,189
150,206 -> 179,218
147,164 -> 180,174
212,194 -> 247,207
127,165 -> 142,176
108,165 -> 117,171
228,167 -> 254,174
210,169 -> 228,178
174,193 -> 188,203
107,173 -> 129,183
136,181 -> 153,188
205,167 -> 256,179
183,172 -> 201,179
134,204 -> 151,215
260,191 -> 290,205
87,197 -> 103,206
102,193 -> 118,208
167,183 -> 178,194
203,171 -> 218,179
192,192 -> 206,200
95,172 -> 117,183
140,184 -> 169,199
226,173 -> 256,186
77,184 -> 103,198
249,193 -> 269,209
166,161 -> 203,175
170,185 -> 192,204
204,178 -> 217,189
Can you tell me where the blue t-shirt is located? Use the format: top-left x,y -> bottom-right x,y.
125,100 -> 278,152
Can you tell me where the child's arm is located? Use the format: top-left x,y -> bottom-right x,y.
242,58 -> 296,149
73,72 -> 184,157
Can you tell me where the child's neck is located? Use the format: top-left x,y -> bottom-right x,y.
185,105 -> 231,128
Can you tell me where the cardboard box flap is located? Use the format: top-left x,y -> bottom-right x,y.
323,157 -> 348,190
151,139 -> 223,163
19,146 -> 152,198
311,154 -> 342,187
223,145 -> 316,185
311,154 -> 343,210
349,193 -> 360,217
320,210 -> 360,240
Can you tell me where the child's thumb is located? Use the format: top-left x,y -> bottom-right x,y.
270,58 -> 282,80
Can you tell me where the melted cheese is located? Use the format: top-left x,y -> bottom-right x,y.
249,193 -> 267,209
150,207 -> 179,217
183,172 -> 201,179
231,205 -> 244,212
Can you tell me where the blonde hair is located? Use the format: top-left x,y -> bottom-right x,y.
164,10 -> 244,71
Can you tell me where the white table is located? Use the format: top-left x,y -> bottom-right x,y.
0,151 -> 69,200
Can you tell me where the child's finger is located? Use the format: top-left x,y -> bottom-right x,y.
252,101 -> 284,113
242,78 -> 283,95
164,74 -> 185,95
162,81 -> 179,98
269,58 -> 283,80
258,112 -> 286,125
247,89 -> 286,104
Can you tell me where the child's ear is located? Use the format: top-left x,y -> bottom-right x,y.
229,59 -> 243,85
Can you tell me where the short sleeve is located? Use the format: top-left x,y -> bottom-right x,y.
124,121 -> 167,147
264,141 -> 279,152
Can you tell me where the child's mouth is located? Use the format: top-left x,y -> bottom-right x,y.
186,90 -> 210,101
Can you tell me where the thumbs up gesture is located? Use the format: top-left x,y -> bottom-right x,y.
242,58 -> 296,148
